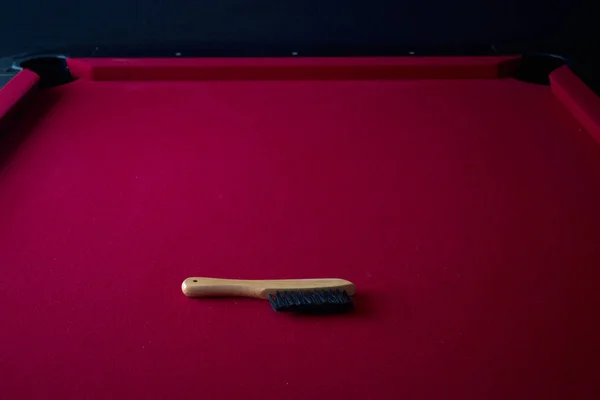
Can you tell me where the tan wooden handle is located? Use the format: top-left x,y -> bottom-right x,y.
181,277 -> 356,299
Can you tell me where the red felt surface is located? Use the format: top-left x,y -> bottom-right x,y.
1,58 -> 600,399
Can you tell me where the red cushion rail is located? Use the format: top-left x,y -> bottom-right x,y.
0,70 -> 40,129
550,66 -> 600,145
67,56 -> 521,81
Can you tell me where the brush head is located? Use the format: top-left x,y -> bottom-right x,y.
268,289 -> 353,313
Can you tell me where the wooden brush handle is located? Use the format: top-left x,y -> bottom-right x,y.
181,278 -> 356,299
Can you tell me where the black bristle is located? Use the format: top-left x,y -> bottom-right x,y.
268,289 -> 353,313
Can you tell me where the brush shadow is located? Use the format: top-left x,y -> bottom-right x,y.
285,291 -> 377,319
184,291 -> 377,318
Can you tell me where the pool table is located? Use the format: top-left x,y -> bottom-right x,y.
1,56 -> 600,399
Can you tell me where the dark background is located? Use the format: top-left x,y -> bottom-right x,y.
1,0 -> 598,58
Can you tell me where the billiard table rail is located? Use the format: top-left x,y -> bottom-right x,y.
2,54 -> 599,148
